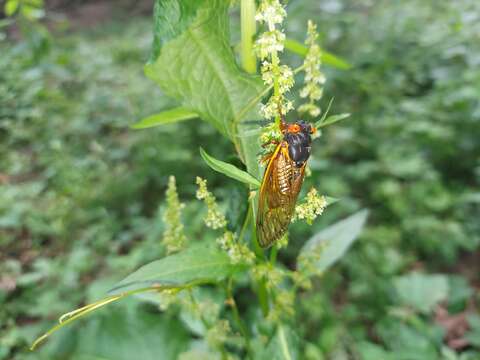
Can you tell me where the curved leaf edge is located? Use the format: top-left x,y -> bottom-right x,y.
200,147 -> 261,188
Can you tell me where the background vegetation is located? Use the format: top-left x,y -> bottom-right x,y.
1,0 -> 479,359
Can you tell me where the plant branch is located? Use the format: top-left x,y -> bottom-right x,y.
269,244 -> 278,264
240,0 -> 257,74
226,278 -> 251,355
238,202 -> 252,243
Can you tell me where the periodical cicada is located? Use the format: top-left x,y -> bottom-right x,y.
256,120 -> 316,248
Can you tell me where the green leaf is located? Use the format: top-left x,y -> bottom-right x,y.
109,243 -> 246,294
253,325 -> 299,360
325,196 -> 340,205
74,303 -> 190,360
269,325 -> 299,360
276,325 -> 295,360
378,322 -> 439,360
4,0 -> 19,16
315,113 -> 351,129
146,0 -> 264,139
393,272 -> 449,314
357,342 -> 395,360
131,107 -> 198,129
300,209 -> 369,273
150,0 -> 204,61
284,38 -> 352,70
200,147 -> 261,188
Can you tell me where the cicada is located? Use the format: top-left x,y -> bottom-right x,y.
256,120 -> 317,248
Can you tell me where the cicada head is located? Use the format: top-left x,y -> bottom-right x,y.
297,120 -> 316,135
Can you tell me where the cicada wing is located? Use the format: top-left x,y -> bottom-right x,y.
256,143 -> 306,248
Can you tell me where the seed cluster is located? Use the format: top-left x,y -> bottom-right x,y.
293,187 -> 328,225
162,176 -> 187,254
254,0 -> 294,121
298,20 -> 326,117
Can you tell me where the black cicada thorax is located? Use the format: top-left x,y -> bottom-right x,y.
284,122 -> 313,167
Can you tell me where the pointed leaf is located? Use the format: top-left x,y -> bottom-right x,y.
284,38 -> 352,70
300,209 -> 369,273
325,196 -> 340,205
109,243 -> 246,295
314,97 -> 334,127
131,107 -> 198,129
200,147 -> 261,188
316,113 -> 351,129
394,272 -> 449,314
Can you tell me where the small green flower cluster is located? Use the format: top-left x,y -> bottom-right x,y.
255,0 -> 286,29
259,121 -> 283,145
251,263 -> 284,290
196,177 -> 256,265
254,0 -> 294,120
184,293 -> 220,326
293,187 -> 327,225
251,264 -> 297,322
156,288 -> 182,311
177,289 -> 231,357
298,20 -> 326,117
217,231 -> 255,265
267,289 -> 294,322
205,319 -> 232,350
258,122 -> 283,160
162,176 -> 187,254
290,269 -> 313,290
196,177 -> 227,229
297,249 -> 325,278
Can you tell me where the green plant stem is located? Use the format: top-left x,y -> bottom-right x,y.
240,0 -> 257,74
249,197 -> 268,262
236,0 -> 258,176
271,52 -> 282,128
238,203 -> 252,244
249,203 -> 270,316
257,277 -> 270,317
226,278 -> 251,355
270,244 -> 278,264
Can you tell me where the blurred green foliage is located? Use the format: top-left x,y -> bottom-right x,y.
1,0 -> 479,359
